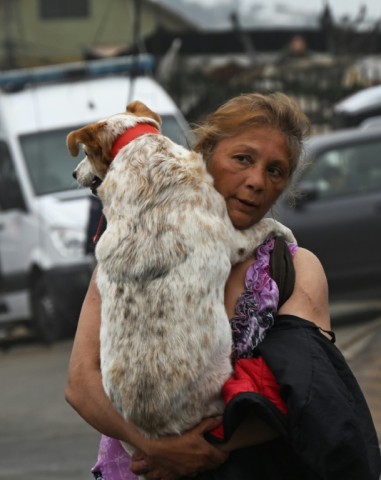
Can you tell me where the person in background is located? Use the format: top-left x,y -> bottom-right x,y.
66,92 -> 380,480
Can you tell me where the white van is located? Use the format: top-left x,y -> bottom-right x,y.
0,55 -> 191,342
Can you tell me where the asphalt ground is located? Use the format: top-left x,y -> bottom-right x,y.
333,301 -> 381,443
338,318 -> 381,443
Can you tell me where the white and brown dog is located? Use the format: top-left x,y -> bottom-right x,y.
67,101 -> 295,446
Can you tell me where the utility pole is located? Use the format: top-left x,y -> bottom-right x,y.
229,10 -> 257,67
133,0 -> 145,54
3,0 -> 17,69
128,0 -> 145,103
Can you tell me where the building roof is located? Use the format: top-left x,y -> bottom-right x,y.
126,26 -> 381,56
144,0 -> 199,31
127,27 -> 328,56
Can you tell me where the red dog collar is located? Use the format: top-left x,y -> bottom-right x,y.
110,123 -> 160,160
93,123 -> 160,244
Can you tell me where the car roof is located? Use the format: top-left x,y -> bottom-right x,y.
334,85 -> 381,115
305,126 -> 381,157
360,116 -> 381,129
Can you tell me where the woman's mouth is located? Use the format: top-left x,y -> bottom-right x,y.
235,197 -> 258,209
228,197 -> 263,229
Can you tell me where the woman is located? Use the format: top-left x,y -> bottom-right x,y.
66,92 -> 380,480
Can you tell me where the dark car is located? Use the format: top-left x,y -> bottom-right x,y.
275,125 -> 381,301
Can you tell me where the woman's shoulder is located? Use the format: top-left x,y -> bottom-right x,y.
278,247 -> 331,331
293,247 -> 327,279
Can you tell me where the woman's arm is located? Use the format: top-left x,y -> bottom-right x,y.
212,246 -> 331,454
278,247 -> 331,331
217,412 -> 280,452
65,268 -> 228,477
65,267 -> 145,445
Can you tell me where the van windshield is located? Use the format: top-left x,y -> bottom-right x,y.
19,115 -> 191,195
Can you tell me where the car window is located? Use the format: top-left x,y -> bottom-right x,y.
302,139 -> 381,199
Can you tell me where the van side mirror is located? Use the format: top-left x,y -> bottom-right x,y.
0,142 -> 28,212
0,180 -> 27,212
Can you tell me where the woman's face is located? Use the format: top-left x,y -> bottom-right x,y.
207,125 -> 290,230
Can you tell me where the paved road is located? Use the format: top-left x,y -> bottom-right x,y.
0,338 -> 99,480
335,315 -> 381,444
0,312 -> 380,479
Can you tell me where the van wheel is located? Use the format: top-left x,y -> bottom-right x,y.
31,277 -> 62,343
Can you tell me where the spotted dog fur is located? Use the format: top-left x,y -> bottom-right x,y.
67,101 -> 296,443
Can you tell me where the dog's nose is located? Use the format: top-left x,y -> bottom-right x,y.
72,171 -> 77,179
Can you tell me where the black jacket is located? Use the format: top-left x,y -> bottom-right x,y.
199,314 -> 381,480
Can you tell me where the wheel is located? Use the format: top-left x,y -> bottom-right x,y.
31,276 -> 63,343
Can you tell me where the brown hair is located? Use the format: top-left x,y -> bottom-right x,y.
192,92 -> 311,176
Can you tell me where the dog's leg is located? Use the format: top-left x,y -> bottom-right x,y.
256,218 -> 296,244
229,218 -> 296,264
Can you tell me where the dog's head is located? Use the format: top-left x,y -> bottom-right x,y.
67,100 -> 161,190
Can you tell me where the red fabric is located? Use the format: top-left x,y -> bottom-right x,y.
210,356 -> 288,440
110,123 -> 160,160
224,357 -> 288,413
93,213 -> 105,244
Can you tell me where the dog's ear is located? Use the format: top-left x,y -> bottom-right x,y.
66,129 -> 84,157
66,123 -> 106,157
126,100 -> 161,126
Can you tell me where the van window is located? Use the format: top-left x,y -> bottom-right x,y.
19,127 -> 81,195
0,141 -> 27,211
19,115 -> 190,195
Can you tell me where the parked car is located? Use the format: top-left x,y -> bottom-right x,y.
275,126 -> 381,301
333,85 -> 381,129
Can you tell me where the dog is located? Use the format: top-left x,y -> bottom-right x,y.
67,101 -> 296,447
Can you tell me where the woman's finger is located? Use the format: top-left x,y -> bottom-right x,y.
194,416 -> 223,434
130,457 -> 150,475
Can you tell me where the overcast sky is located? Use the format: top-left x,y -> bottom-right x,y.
156,0 -> 381,30
190,0 -> 381,21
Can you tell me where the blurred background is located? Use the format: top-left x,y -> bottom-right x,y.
1,0 -> 381,128
0,1 -> 380,479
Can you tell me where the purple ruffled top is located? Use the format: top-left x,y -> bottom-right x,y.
92,436 -> 134,480
91,236 -> 297,480
231,236 -> 297,359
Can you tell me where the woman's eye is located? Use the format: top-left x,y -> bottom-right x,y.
269,167 -> 281,176
269,166 -> 287,179
233,155 -> 251,164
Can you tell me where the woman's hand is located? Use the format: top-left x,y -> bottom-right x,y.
130,417 -> 229,479
131,451 -> 179,480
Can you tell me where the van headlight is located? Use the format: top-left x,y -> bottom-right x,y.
50,227 -> 86,257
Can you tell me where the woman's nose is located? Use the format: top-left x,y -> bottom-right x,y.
244,165 -> 265,190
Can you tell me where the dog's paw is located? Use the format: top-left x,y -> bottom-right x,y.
258,218 -> 296,244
